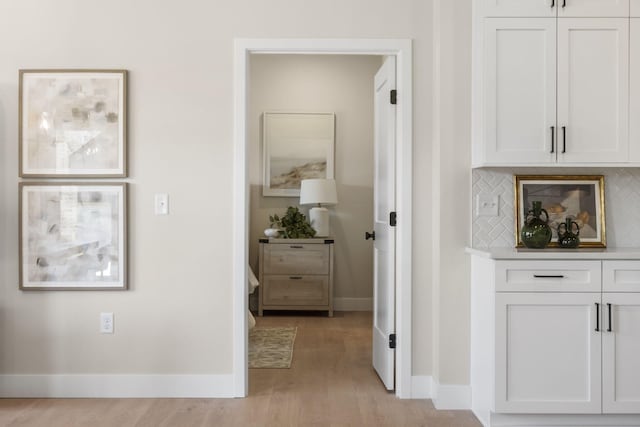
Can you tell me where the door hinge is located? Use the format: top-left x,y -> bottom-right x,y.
390,89 -> 397,105
389,333 -> 396,349
390,211 -> 397,227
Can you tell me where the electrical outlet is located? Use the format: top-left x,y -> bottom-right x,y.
476,195 -> 500,217
100,312 -> 114,334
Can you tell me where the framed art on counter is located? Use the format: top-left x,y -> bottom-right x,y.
19,182 -> 127,290
19,69 -> 127,177
515,175 -> 606,248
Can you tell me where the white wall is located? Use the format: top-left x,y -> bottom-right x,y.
248,54 -> 380,303
0,0 -> 445,385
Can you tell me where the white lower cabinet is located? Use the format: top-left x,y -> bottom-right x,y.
470,254 -> 640,426
602,293 -> 640,413
495,292 -> 602,413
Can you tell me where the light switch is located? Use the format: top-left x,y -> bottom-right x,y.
476,195 -> 499,217
155,193 -> 169,215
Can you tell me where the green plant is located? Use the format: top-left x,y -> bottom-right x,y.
269,206 -> 316,239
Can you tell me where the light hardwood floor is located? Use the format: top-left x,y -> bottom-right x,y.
0,312 -> 481,427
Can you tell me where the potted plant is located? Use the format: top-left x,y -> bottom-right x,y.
268,206 -> 316,239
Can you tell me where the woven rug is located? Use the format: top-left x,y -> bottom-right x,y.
249,326 -> 297,369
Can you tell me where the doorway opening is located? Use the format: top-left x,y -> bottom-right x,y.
233,39 -> 413,399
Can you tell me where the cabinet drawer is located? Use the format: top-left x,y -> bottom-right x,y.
262,275 -> 329,306
603,261 -> 640,292
496,260 -> 601,292
263,244 -> 329,275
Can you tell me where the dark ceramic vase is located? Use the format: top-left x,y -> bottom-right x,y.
557,217 -> 580,249
521,201 -> 552,249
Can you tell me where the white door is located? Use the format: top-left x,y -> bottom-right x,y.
483,0 -> 557,17
495,293 -> 602,413
483,18 -> 557,165
558,0 -> 629,17
371,56 -> 396,390
557,18 -> 629,163
602,293 -> 640,413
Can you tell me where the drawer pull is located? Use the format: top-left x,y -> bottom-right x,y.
533,274 -> 565,278
289,245 -> 304,249
289,276 -> 303,280
595,303 -> 600,332
607,303 -> 613,332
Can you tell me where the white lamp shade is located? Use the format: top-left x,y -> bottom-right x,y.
299,179 -> 338,206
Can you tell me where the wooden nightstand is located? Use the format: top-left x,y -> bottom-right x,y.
258,238 -> 334,317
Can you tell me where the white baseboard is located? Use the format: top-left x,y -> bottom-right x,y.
0,374 -> 235,398
432,380 -> 472,410
333,297 -> 372,311
411,375 -> 434,398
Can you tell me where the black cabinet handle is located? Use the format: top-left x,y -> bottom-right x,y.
562,126 -> 566,153
551,0 -> 555,8
365,231 -> 376,241
562,0 -> 566,7
289,276 -> 303,280
607,303 -> 613,332
550,126 -> 555,153
533,274 -> 565,278
289,245 -> 303,249
595,303 -> 600,332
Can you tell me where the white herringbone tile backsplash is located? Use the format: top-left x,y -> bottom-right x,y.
472,168 -> 640,248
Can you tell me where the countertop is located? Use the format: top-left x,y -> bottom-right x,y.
466,247 -> 640,260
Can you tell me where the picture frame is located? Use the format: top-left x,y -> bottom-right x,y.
262,112 -> 335,197
19,69 -> 127,177
19,182 -> 127,290
514,175 -> 606,248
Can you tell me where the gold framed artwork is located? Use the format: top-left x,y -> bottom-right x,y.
19,69 -> 127,177
514,175 -> 606,248
19,182 -> 128,290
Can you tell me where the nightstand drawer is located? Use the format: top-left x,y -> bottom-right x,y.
263,244 -> 329,275
262,275 -> 329,306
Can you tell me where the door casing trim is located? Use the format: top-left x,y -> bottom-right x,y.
233,38 -> 413,398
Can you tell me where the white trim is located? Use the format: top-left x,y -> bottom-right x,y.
233,38 -> 413,399
490,413 -> 640,427
333,297 -> 373,311
0,374 -> 235,398
432,381 -> 472,410
411,375 -> 434,399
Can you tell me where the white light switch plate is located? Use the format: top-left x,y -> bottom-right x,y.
155,193 -> 169,215
476,195 -> 499,217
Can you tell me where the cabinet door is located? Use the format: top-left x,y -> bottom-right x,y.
484,18 -> 556,165
557,19 -> 629,163
631,20 -> 640,162
495,293 -> 602,413
483,0 -> 557,17
602,293 -> 640,413
633,0 -> 640,16
558,0 -> 629,17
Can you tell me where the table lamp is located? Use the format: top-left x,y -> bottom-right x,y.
300,179 -> 338,237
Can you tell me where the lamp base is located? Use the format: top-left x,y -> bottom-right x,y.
309,207 -> 330,237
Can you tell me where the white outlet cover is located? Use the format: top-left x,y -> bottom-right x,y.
100,312 -> 114,334
476,195 -> 500,217
155,193 -> 169,215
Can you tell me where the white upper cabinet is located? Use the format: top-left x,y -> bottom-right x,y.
557,19 -> 629,163
483,0 -> 629,16
558,0 -> 630,17
483,0 -> 557,16
483,18 -> 557,164
633,0 -> 640,16
631,20 -> 640,162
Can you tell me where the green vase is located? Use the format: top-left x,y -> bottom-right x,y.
557,217 -> 580,249
521,201 -> 552,249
